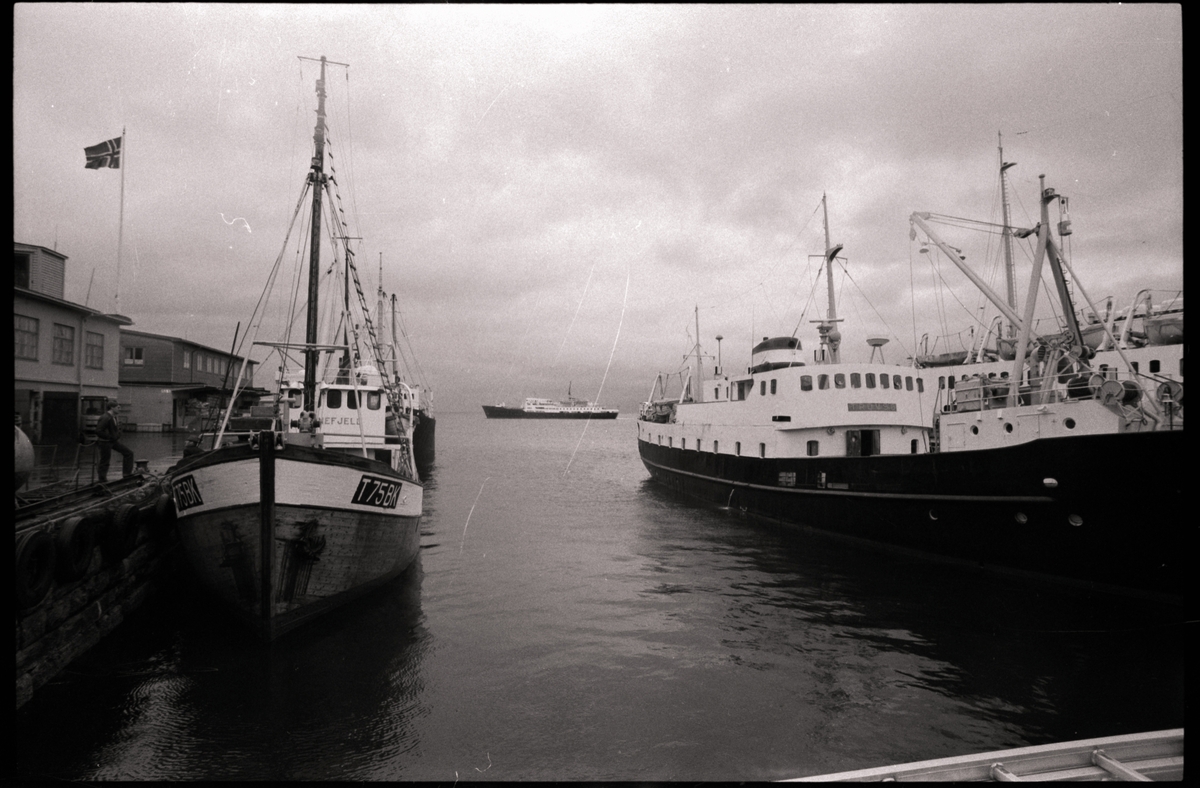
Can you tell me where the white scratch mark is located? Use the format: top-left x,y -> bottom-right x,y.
219,213 -> 252,233
460,477 -> 490,552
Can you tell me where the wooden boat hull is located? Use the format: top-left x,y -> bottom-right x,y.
786,728 -> 1183,782
638,428 -> 1184,599
169,439 -> 422,640
482,405 -> 618,419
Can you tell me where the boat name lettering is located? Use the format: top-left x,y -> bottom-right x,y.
327,417 -> 360,426
351,475 -> 402,509
172,475 -> 204,511
847,403 -> 898,411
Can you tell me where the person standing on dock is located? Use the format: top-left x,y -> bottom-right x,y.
95,401 -> 134,482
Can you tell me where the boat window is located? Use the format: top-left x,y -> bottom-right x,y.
682,438 -> 686,450
881,374 -> 890,389
850,373 -> 861,388
735,441 -> 741,456
917,378 -> 924,393
759,443 -> 766,458
713,440 -> 719,453
714,386 -> 720,399
818,374 -> 830,390
669,437 -> 673,447
367,392 -> 382,410
948,376 -> 955,390
801,375 -> 813,391
938,376 -> 945,389
326,389 -> 341,409
1149,360 -> 1160,374
865,373 -> 876,389
1131,362 -> 1139,373
770,379 -> 777,395
346,390 -> 358,410
900,375 -> 908,390
911,439 -> 919,454
807,440 -> 819,456
760,380 -> 766,396
834,373 -> 845,389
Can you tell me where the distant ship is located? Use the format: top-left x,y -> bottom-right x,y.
483,385 -> 618,419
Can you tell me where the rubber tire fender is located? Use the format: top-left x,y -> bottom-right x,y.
55,515 -> 97,582
102,502 -> 142,562
16,529 -> 57,610
152,492 -> 177,533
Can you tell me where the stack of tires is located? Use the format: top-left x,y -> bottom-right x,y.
15,492 -> 177,612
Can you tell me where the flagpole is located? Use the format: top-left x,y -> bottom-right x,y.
116,127 -> 126,314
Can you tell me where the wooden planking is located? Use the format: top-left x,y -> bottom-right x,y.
783,729 -> 1183,782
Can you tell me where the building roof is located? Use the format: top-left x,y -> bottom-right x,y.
14,285 -> 133,326
120,327 -> 255,363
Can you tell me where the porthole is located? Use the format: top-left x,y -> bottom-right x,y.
1063,418 -> 1076,429
970,425 -> 979,435
1004,423 -> 1013,433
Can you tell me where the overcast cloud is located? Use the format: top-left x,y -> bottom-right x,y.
14,4 -> 1182,413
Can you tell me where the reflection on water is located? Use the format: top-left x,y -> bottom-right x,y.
11,417 -> 1185,782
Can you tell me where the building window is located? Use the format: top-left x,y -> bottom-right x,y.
801,375 -> 813,391
850,373 -> 861,388
818,374 -> 830,390
15,252 -> 32,289
866,373 -> 876,389
183,350 -> 190,369
124,346 -> 144,366
807,440 -> 819,456
15,314 -> 38,359
53,324 -> 75,365
85,332 -> 104,369
770,379 -> 777,395
835,373 -> 846,389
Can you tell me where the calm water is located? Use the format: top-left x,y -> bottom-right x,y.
13,413 -> 1186,781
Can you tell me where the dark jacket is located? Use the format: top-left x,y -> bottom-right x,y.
96,411 -> 121,441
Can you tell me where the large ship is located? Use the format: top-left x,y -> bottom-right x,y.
637,183 -> 1183,600
483,386 -> 618,419
168,56 -> 423,641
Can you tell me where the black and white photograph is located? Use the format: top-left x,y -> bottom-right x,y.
15,4 -> 1182,782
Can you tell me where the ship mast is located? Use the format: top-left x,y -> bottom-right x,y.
302,56 -> 329,413
999,132 -> 1018,338
813,193 -> 844,363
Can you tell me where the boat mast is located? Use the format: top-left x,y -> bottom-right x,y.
999,132 -> 1018,338
693,304 -> 703,402
302,56 -> 329,413
814,193 -> 844,363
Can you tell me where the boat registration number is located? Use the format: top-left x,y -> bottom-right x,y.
172,474 -> 204,511
352,475 -> 403,509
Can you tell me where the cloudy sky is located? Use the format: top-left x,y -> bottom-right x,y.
15,4 -> 1181,413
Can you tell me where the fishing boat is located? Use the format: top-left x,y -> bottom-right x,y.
483,385 -> 618,419
784,728 -> 1183,782
376,271 -> 435,475
637,182 -> 1184,600
168,56 -> 423,641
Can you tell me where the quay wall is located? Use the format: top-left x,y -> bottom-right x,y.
15,486 -> 180,710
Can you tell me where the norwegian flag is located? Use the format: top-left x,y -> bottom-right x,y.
84,137 -> 121,169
